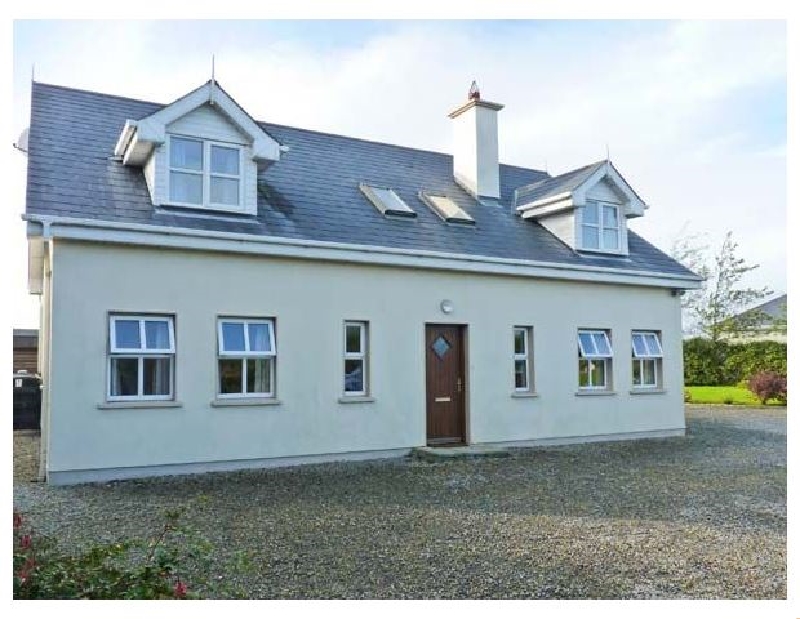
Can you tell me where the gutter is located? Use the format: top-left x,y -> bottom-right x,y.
22,214 -> 703,289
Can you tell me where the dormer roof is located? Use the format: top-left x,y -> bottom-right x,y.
514,160 -> 648,219
113,80 -> 283,169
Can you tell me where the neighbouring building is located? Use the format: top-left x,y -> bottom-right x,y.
13,328 -> 38,375
723,294 -> 787,344
21,78 -> 701,485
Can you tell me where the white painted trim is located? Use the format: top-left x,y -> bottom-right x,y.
46,448 -> 413,485
23,215 -> 703,290
343,320 -> 368,397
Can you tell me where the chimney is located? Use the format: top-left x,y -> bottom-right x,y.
448,81 -> 504,199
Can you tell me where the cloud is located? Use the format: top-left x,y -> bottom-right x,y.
9,20 -> 786,327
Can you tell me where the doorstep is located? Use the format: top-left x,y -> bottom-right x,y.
411,444 -> 511,461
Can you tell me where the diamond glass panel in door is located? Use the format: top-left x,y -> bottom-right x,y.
432,336 -> 451,360
114,320 -> 141,350
110,358 -> 139,397
144,320 -> 171,350
221,322 -> 246,353
143,358 -> 171,396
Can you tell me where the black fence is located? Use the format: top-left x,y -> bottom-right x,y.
13,375 -> 41,431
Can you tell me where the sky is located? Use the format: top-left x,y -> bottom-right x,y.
9,19 -> 787,328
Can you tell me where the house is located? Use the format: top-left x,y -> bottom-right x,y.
722,293 -> 787,344
21,78 -> 702,485
13,328 -> 38,375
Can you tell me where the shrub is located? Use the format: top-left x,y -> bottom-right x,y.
684,390 -> 692,403
747,371 -> 787,405
684,338 -> 787,386
13,507 -> 209,599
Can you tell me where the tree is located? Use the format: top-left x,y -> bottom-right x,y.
674,230 -> 771,343
669,228 -> 710,336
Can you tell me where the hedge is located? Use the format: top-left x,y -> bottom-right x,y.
683,338 -> 787,386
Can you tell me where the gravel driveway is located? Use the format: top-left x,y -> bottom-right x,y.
13,406 -> 786,599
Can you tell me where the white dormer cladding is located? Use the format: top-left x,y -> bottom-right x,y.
115,80 -> 283,216
515,160 -> 648,256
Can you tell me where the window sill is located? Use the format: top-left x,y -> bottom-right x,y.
338,396 -> 376,404
98,400 -> 183,410
511,391 -> 540,399
574,390 -> 617,397
630,388 -> 666,395
211,397 -> 282,407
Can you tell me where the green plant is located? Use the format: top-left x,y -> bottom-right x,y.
723,397 -> 734,405
684,338 -> 787,386
747,371 -> 787,406
684,390 -> 693,403
13,507 -> 209,599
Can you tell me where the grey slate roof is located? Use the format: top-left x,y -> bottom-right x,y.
737,294 -> 787,322
24,82 -> 697,279
514,161 -> 605,207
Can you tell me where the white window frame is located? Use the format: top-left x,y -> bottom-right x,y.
513,326 -> 533,392
343,321 -> 368,397
107,315 -> 175,402
581,200 -> 621,252
631,331 -> 663,389
217,318 -> 276,398
167,135 -> 245,213
577,329 -> 613,390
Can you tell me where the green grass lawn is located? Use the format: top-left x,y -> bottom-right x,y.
685,386 -> 783,406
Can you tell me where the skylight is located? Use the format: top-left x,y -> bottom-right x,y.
419,192 -> 475,224
359,183 -> 417,218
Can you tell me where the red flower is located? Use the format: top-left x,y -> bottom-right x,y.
20,534 -> 32,549
14,512 -> 22,529
173,581 -> 187,598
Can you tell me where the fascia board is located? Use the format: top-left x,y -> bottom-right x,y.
23,214 -> 703,290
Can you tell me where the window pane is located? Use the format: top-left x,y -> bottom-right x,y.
643,359 -> 656,386
632,333 -> 647,357
602,228 -> 619,250
583,202 -> 599,224
143,357 -> 171,396
603,205 -> 618,227
644,333 -> 662,356
592,332 -> 611,356
211,145 -> 240,175
345,324 -> 363,354
170,171 -> 203,204
583,226 -> 600,249
248,323 -> 272,353
578,359 -> 590,387
145,320 -> 171,350
210,177 -> 240,205
514,329 -> 526,355
590,359 -> 606,387
111,358 -> 138,396
371,187 -> 414,214
219,359 -> 243,394
578,332 -> 596,357
114,320 -> 141,350
246,358 -> 272,394
632,359 -> 641,386
515,360 -> 528,390
170,137 -> 203,171
344,359 -> 364,393
221,322 -> 246,353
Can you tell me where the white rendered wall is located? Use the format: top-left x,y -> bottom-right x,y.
46,240 -> 685,478
451,105 -> 501,198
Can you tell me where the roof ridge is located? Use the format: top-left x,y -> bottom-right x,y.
32,80 -> 547,175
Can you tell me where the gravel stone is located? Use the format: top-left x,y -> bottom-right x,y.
13,407 -> 786,599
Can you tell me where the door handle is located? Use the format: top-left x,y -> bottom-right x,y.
457,378 -> 462,393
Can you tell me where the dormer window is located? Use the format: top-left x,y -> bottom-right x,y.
581,201 -> 620,252
168,135 -> 243,211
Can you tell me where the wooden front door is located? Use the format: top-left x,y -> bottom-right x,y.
425,324 -> 466,445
